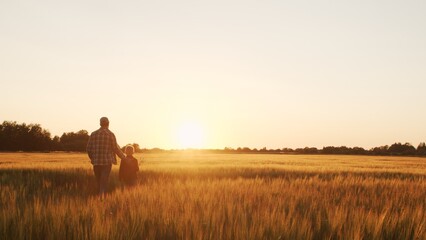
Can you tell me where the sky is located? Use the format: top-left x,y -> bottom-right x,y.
1,0 -> 426,149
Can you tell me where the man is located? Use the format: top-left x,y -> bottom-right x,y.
87,117 -> 126,198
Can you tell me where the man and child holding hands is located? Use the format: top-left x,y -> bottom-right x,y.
86,117 -> 139,199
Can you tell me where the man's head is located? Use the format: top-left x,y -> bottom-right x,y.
100,117 -> 109,128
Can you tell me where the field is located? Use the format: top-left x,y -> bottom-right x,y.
1,153 -> 425,240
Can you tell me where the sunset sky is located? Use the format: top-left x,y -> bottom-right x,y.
1,1 -> 426,149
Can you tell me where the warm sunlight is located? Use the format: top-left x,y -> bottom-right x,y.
177,121 -> 205,149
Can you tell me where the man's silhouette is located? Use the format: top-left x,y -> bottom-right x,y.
87,117 -> 125,198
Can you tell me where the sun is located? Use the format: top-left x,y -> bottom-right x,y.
177,121 -> 205,149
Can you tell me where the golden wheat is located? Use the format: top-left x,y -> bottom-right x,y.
0,153 -> 425,239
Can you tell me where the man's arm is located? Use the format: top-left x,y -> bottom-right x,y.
111,134 -> 126,159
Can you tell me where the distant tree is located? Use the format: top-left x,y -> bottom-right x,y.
388,142 -> 416,156
370,145 -> 389,155
241,147 -> 251,153
352,147 -> 367,155
304,147 -> 318,154
51,135 -> 62,151
282,148 -> 294,153
272,148 -> 281,153
339,146 -> 350,154
322,146 -> 367,155
60,130 -> 89,152
27,124 -> 52,151
0,121 -> 18,151
417,142 -> 426,156
294,148 -> 303,154
294,147 -> 318,154
322,146 -> 337,154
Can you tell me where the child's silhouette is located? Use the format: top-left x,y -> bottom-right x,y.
119,145 -> 139,187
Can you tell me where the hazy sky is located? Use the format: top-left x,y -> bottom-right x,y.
1,1 -> 426,149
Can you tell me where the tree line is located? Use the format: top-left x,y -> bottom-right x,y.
218,143 -> 426,156
1,121 -> 425,156
0,121 -> 89,151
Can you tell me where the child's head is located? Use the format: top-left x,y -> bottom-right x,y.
125,145 -> 135,156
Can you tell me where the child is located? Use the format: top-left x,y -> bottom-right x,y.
119,145 -> 139,187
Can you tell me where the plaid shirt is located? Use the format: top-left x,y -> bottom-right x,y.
86,128 -> 125,165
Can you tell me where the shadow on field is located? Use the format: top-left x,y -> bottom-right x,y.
0,168 -> 120,200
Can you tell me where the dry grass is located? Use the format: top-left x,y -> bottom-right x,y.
1,153 -> 425,239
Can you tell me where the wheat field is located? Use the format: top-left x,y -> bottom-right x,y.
0,152 -> 425,240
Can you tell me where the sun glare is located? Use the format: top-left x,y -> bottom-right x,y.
177,121 -> 205,149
